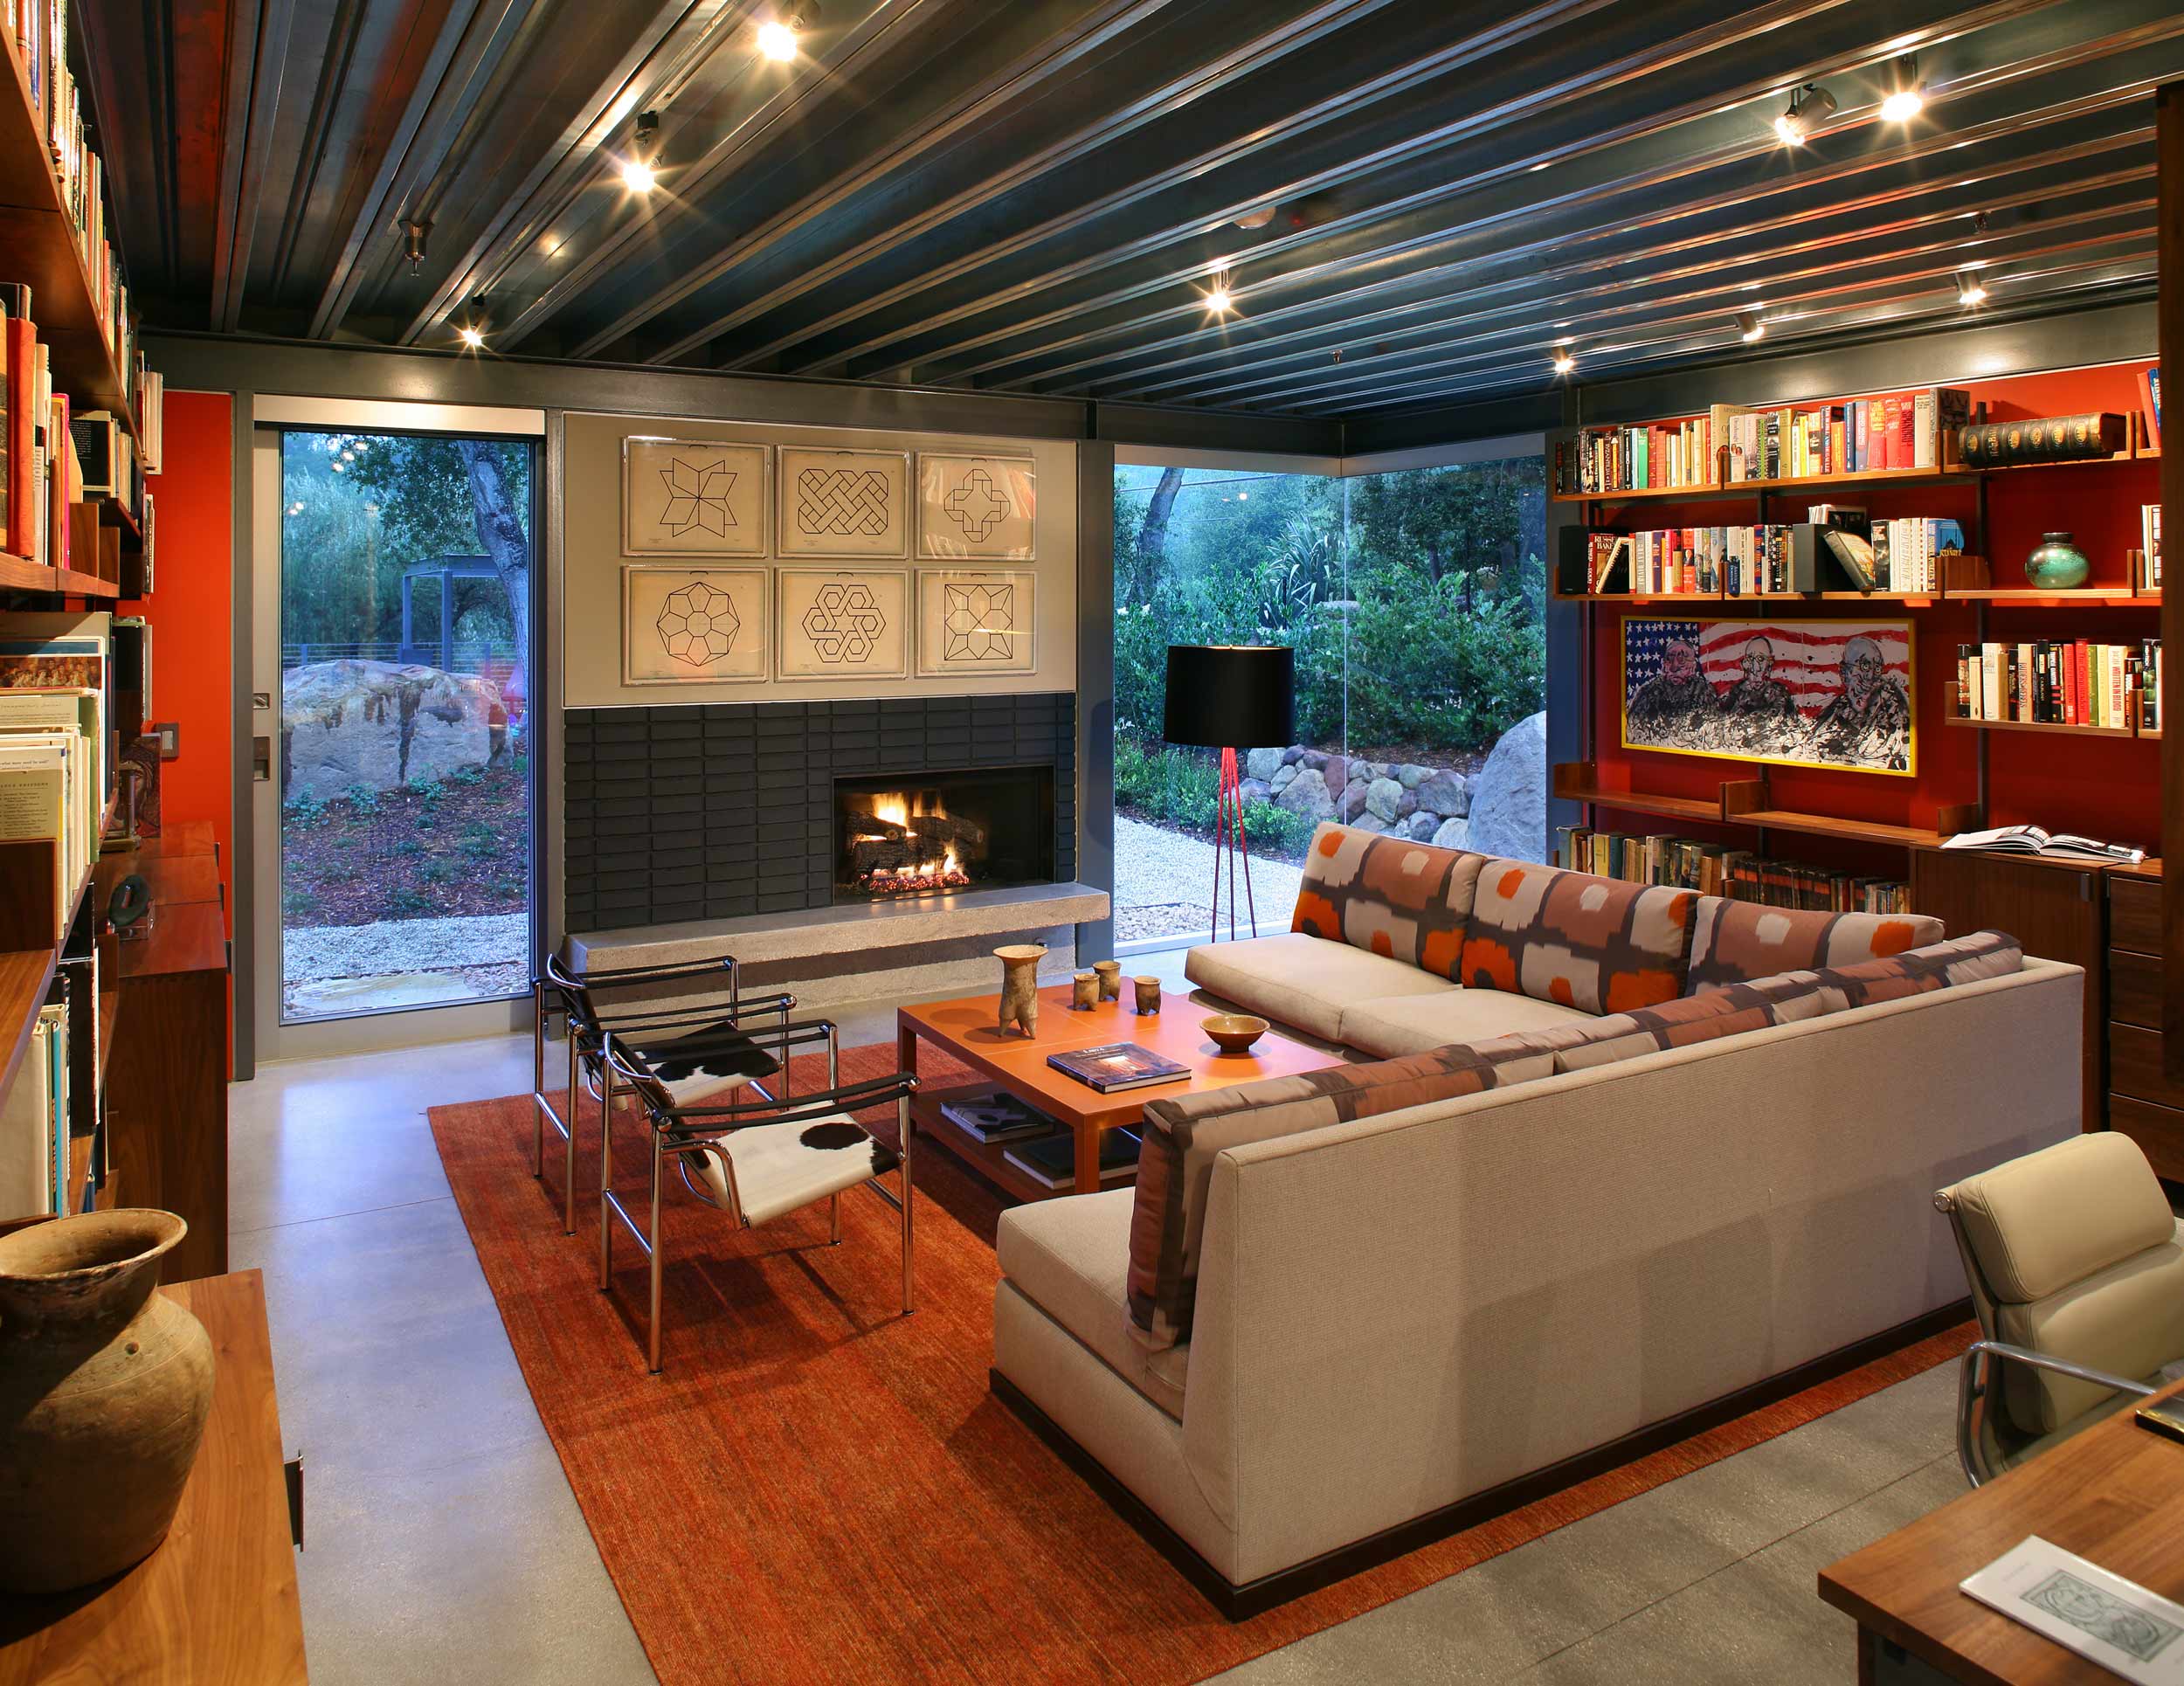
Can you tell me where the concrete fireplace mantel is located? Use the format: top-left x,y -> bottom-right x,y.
565,881 -> 1109,1012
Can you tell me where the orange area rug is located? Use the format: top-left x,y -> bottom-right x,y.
429,1038 -> 1972,1685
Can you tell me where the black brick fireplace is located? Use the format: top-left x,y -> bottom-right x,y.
563,694 -> 1077,932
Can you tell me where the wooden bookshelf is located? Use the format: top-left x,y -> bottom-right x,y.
1552,763 -> 1723,824
1555,762 -> 1976,852
0,17 -> 137,437
0,549 -> 121,598
1946,588 -> 2153,605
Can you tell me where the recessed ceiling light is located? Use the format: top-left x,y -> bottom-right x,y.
1552,349 -> 1575,376
458,324 -> 485,349
1773,83 -> 1836,147
1204,270 -> 1235,315
1955,267 -> 1987,307
1735,308 -> 1766,342
1878,55 -> 1925,122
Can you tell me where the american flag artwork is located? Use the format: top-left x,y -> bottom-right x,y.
1622,617 -> 1915,777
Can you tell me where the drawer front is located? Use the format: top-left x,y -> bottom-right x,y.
2110,1095 -> 2184,1183
2110,1024 -> 2184,1112
2110,950 -> 2167,1030
2111,877 -> 2163,955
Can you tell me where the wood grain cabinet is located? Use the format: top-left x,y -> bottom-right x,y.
2106,867 -> 2183,1178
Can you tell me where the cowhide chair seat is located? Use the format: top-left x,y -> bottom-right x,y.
690,1115 -> 902,1226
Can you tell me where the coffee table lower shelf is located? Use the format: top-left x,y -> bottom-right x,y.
909,1082 -> 1133,1205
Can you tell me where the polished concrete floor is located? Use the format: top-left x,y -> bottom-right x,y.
233,948 -> 1967,1685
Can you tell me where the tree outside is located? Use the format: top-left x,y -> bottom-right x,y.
277,431 -> 536,1019
1112,458 -> 1546,943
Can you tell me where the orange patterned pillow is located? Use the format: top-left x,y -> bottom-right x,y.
1290,822 -> 1486,978
1460,859 -> 1698,1014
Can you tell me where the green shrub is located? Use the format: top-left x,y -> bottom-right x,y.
392,838 -> 425,858
420,860 -> 457,884
1239,800 -> 1322,860
284,792 -> 328,829
390,885 -> 433,915
448,764 -> 485,787
342,782 -> 381,818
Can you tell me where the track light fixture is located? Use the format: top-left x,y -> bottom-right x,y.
401,218 -> 432,274
1204,268 -> 1235,315
1735,308 -> 1766,342
620,110 -> 660,193
1551,348 -> 1575,376
1878,56 -> 1925,122
757,4 -> 815,61
1955,267 -> 1987,307
1773,83 -> 1836,147
457,294 -> 488,350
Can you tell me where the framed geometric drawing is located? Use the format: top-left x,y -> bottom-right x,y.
777,446 -> 909,559
621,567 -> 769,685
917,453 -> 1035,561
622,437 -> 768,556
1621,615 -> 1915,776
916,569 -> 1035,676
775,569 -> 909,681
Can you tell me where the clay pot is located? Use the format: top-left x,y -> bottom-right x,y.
995,944 -> 1046,1037
1071,970 -> 1101,1010
1133,976 -> 1161,1014
1093,960 -> 1123,1002
0,1210 -> 214,1593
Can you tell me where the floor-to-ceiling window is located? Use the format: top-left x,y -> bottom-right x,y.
275,428 -> 536,1021
1112,448 -> 1546,951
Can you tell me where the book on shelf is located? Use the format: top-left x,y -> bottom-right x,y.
1942,826 -> 2146,865
1955,639 -> 2157,729
135,369 -> 163,473
2144,504 -> 2163,591
1045,1043 -> 1190,1094
2141,365 -> 2161,453
1554,414 -> 1716,496
0,611 -> 115,809
0,997 -> 69,1219
1555,826 -> 1911,913
938,1091 -> 1059,1144
1716,387 -> 1970,482
1004,1128 -> 1140,1191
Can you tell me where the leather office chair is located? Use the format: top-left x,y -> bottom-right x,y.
531,951 -> 793,1233
600,1026 -> 916,1375
1936,1132 -> 2184,1485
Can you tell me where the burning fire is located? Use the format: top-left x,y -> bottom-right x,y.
851,791 -> 972,896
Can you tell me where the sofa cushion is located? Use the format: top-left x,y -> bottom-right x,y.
1738,929 -> 2025,1014
1291,822 -> 1487,978
1461,859 -> 1698,1013
1685,899 -> 1943,994
998,1188 -> 1188,1420
1337,986 -> 1595,1060
1552,982 -> 1830,1073
1185,932 -> 1454,1044
1128,1045 -> 1500,1351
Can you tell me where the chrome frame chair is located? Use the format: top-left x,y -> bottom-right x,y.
1955,1339 -> 2157,1487
530,951 -> 793,1233
599,1024 -> 916,1374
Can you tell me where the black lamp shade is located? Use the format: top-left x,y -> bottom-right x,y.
1162,644 -> 1296,749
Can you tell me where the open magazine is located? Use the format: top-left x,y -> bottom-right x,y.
1943,825 -> 2146,865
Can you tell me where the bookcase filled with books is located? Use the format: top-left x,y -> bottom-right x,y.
1550,355 -> 2162,1139
0,0 -> 168,1233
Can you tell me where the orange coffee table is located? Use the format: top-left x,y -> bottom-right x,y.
896,984 -> 1345,1200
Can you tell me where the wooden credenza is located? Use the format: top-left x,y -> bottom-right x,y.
2105,862 -> 2181,1177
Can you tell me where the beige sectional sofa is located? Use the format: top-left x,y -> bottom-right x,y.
991,825 -> 2084,1615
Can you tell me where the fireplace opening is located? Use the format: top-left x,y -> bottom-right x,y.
834,766 -> 1055,903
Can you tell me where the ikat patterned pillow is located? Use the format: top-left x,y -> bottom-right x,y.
1736,929 -> 2024,1014
1460,860 -> 1699,1014
1683,900 -> 1943,995
1290,822 -> 1487,978
1552,982 -> 1830,1073
1127,1043 -> 1501,1351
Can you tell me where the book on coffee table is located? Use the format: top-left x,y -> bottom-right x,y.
1045,1042 -> 1191,1093
1005,1129 -> 1141,1190
937,1091 -> 1058,1144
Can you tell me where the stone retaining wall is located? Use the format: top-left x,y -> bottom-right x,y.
1242,745 -> 1471,849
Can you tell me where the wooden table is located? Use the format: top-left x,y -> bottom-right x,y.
1820,1377 -> 2184,1683
0,1270 -> 307,1683
897,984 -> 1345,1199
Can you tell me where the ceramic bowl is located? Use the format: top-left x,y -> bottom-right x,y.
1202,1013 -> 1269,1055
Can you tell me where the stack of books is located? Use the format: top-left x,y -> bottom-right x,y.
0,995 -> 69,1218
0,610 -> 114,931
1557,827 -> 1911,914
1004,1130 -> 1140,1192
938,1092 -> 1057,1145
1956,639 -> 2159,729
1,285 -> 89,572
1580,517 -> 1959,596
1718,388 -> 1969,480
1554,415 -> 1716,495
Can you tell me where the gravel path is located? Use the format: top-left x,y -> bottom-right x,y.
1114,815 -> 1304,943
284,911 -> 529,983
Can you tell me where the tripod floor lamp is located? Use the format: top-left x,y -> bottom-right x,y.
1162,644 -> 1296,943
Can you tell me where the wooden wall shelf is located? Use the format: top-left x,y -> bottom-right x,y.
1553,762 -> 1973,851
0,550 -> 122,598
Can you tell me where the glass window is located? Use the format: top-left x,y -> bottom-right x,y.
1112,453 -> 1546,952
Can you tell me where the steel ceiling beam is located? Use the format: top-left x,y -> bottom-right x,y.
556,0 -> 1188,362
823,0 -> 2129,391
749,0 -> 1980,378
395,0 -> 747,346
632,0 -> 1597,368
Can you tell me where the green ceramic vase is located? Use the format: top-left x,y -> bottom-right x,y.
2024,531 -> 2090,590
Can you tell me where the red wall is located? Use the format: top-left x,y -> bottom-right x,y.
128,390 -> 235,922
1584,359 -> 2161,858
